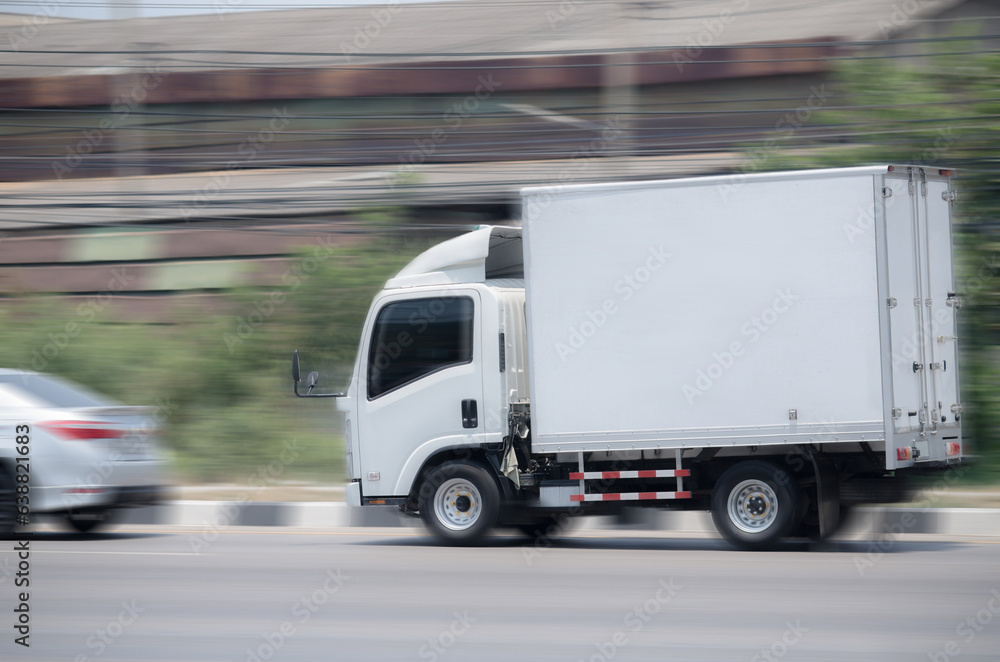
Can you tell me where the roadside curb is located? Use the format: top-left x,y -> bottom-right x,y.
117,502 -> 1000,537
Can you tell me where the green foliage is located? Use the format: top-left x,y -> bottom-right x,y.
0,215 -> 435,483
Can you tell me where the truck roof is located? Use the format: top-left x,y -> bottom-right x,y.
386,225 -> 522,289
521,165 -> 951,198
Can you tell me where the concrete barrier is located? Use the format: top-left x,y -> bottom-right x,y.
114,501 -> 1000,537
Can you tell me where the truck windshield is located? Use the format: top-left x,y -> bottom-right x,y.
367,296 -> 474,398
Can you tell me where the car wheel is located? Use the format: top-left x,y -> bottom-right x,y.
711,460 -> 801,551
418,461 -> 499,545
0,466 -> 16,533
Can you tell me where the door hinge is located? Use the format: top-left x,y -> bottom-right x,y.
912,362 -> 923,373
942,190 -> 958,203
891,407 -> 902,420
886,297 -> 897,309
936,335 -> 957,343
882,187 -> 893,198
946,292 -> 963,309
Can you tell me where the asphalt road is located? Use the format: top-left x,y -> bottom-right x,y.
4,525 -> 1000,662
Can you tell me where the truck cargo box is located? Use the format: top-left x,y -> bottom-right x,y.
520,166 -> 962,469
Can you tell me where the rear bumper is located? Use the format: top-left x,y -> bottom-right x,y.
36,484 -> 167,515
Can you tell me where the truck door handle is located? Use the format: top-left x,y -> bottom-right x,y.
461,399 -> 478,429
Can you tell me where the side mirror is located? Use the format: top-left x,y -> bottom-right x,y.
291,350 -> 346,399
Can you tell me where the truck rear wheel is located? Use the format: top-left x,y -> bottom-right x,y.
711,461 -> 801,551
418,461 -> 499,545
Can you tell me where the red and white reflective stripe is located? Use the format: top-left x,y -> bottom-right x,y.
571,491 -> 691,502
569,469 -> 690,480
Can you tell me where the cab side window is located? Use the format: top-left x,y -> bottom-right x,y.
367,297 -> 474,399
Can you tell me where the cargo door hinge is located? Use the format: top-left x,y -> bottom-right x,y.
882,187 -> 893,199
946,292 -> 963,309
942,190 -> 957,204
891,407 -> 902,420
886,297 -> 897,309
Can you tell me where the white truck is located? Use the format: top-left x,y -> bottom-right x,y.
293,165 -> 966,549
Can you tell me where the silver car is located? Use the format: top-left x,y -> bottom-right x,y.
0,370 -> 167,532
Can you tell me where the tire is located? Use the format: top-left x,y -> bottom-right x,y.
418,461 -> 499,545
711,461 -> 801,551
0,466 -> 16,534
65,509 -> 115,534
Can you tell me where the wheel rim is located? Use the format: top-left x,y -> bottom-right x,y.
727,479 -> 778,534
433,478 -> 482,532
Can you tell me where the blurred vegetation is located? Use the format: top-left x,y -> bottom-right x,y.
0,213 -> 436,484
755,48 -> 1000,481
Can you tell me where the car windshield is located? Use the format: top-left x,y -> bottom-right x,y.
0,373 -> 114,409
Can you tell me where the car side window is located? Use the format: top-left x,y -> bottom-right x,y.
367,296 -> 474,399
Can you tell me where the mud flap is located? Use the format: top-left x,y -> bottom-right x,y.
809,451 -> 841,539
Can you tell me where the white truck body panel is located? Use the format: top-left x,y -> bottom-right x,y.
520,166 -> 962,466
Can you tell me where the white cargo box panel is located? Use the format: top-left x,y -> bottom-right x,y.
520,166 -> 961,460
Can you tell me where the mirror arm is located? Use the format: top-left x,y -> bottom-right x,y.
292,350 -> 346,398
293,382 -> 346,398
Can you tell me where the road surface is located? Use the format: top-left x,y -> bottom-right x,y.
5,525 -> 1000,661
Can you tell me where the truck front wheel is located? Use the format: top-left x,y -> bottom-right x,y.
711,461 -> 801,551
418,461 -> 499,545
